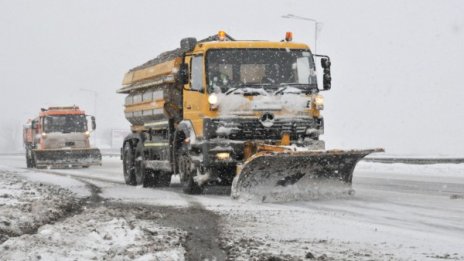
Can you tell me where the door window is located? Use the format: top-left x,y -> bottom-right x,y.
191,55 -> 204,92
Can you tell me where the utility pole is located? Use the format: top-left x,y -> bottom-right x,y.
79,88 -> 98,146
282,14 -> 321,53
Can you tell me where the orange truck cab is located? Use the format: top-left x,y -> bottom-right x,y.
23,106 -> 102,168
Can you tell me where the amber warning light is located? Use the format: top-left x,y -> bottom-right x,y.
218,31 -> 226,41
285,32 -> 293,42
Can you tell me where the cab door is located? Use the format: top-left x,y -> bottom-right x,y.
183,54 -> 206,137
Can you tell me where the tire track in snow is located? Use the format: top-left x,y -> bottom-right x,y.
20,168 -> 228,260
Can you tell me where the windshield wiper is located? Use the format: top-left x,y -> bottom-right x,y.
274,86 -> 288,95
225,87 -> 240,95
279,83 -> 309,86
225,84 -> 271,95
279,83 -> 318,93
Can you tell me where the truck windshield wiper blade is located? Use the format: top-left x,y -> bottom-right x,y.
242,83 -> 272,86
279,83 -> 318,92
280,83 -> 309,86
225,84 -> 268,95
225,87 -> 240,95
274,86 -> 288,95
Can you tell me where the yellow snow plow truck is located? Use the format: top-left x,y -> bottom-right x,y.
118,31 -> 383,200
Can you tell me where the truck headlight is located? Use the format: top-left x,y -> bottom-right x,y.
41,132 -> 47,139
208,93 -> 219,110
314,95 -> 324,110
208,93 -> 218,105
84,131 -> 90,137
216,152 -> 230,160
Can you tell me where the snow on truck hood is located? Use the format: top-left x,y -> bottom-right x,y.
216,87 -> 310,116
39,132 -> 89,149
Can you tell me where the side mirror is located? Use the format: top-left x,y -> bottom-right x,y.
91,116 -> 96,130
321,57 -> 332,90
31,120 -> 36,129
178,63 -> 189,85
180,37 -> 197,51
321,57 -> 331,69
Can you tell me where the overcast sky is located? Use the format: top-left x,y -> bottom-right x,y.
1,0 -> 463,155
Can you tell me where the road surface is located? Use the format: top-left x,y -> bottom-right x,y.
0,155 -> 463,260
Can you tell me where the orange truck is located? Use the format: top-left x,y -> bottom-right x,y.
23,106 -> 102,168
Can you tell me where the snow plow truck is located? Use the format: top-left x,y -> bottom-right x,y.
23,106 -> 102,168
118,31 -> 383,200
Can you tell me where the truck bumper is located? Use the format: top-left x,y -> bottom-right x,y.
32,148 -> 102,168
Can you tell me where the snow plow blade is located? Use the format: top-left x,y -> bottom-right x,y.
33,148 -> 102,168
231,148 -> 384,202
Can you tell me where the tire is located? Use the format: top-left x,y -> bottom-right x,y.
216,166 -> 236,186
155,172 -> 172,187
143,169 -> 155,188
122,142 -> 136,185
133,141 -> 148,186
30,151 -> 37,168
25,149 -> 32,168
179,154 -> 203,194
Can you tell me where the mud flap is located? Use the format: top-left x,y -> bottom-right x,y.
231,148 -> 383,202
33,148 -> 102,168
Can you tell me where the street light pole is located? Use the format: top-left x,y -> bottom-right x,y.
79,88 -> 98,146
282,14 -> 320,54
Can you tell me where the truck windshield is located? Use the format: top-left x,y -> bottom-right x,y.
43,115 -> 88,133
206,48 -> 317,92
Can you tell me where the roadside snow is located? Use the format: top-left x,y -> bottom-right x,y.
0,170 -> 81,244
0,165 -> 91,198
83,179 -> 191,207
1,207 -> 187,261
0,168 -> 188,260
2,156 -> 464,260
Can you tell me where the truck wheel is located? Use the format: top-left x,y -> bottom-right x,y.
179,154 -> 203,194
155,172 -> 172,187
143,169 -> 156,187
122,142 -> 136,185
133,142 -> 151,186
31,151 -> 37,168
216,166 -> 236,186
25,150 -> 32,168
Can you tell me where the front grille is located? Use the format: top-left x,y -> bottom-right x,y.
205,118 -> 321,140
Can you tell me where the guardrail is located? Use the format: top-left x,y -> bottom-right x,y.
1,153 -> 463,164
363,157 -> 464,164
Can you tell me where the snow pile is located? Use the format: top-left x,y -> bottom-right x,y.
0,170 -> 81,243
0,166 -> 188,260
1,207 -> 187,261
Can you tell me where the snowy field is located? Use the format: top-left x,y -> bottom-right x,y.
0,155 -> 463,260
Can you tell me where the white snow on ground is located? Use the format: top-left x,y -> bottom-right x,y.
213,193 -> 464,260
1,207 -> 187,261
0,169 -> 81,244
85,178 -> 191,207
0,165 -> 188,260
1,155 -> 464,260
0,165 -> 91,198
198,163 -> 464,260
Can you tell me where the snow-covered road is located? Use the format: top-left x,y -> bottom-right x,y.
1,155 -> 463,260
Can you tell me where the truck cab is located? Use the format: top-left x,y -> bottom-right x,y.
119,32 -> 333,193
24,106 -> 102,168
